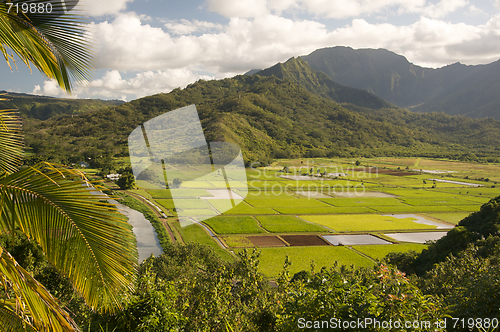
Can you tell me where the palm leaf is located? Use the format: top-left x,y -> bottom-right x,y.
0,246 -> 77,331
0,163 -> 138,313
0,109 -> 23,175
0,1 -> 93,92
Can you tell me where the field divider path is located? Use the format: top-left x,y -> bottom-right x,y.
126,191 -> 177,243
276,235 -> 290,246
198,222 -> 233,252
347,246 -> 378,264
169,219 -> 185,244
252,215 -> 269,233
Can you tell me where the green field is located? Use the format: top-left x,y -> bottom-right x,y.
222,236 -> 254,248
173,222 -> 234,261
256,215 -> 329,233
245,198 -> 331,208
320,197 -> 408,207
203,216 -> 266,234
245,246 -> 374,277
352,243 -> 427,260
301,214 -> 436,232
425,212 -> 470,224
136,157 -> 500,276
219,201 -> 278,215
274,206 -> 375,214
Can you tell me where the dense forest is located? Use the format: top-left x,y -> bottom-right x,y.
17,74 -> 500,170
3,195 -> 499,331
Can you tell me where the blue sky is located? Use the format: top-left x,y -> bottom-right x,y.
2,0 -> 500,101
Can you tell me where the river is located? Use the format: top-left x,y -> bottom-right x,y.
111,199 -> 163,262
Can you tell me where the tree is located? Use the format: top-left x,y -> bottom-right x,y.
117,171 -> 136,190
1,1 -> 93,92
172,178 -> 183,188
0,2 -> 138,331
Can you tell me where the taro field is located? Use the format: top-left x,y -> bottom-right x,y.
128,157 -> 500,278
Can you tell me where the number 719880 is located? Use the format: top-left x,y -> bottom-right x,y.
8,2 -> 53,14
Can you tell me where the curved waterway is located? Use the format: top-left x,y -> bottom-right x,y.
110,200 -> 163,262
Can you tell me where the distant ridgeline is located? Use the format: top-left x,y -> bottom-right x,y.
20,73 -> 500,167
0,91 -> 124,120
301,46 -> 500,120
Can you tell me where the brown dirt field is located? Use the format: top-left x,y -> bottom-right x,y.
247,236 -> 286,247
281,235 -> 330,246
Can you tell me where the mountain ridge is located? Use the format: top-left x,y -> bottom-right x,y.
0,90 -> 125,120
302,46 -> 497,119
254,57 -> 393,109
22,74 -> 500,167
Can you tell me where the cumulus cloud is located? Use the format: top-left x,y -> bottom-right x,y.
207,0 -> 467,19
295,0 -> 426,19
32,80 -> 68,97
68,1 -> 500,100
67,69 -> 214,101
420,0 -> 468,19
91,13 -> 333,73
207,0 -> 269,18
80,0 -> 133,17
164,19 -> 223,35
89,10 -> 500,76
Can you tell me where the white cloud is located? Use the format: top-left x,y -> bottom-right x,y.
72,69 -> 214,101
72,3 -> 500,100
296,0 -> 425,19
495,0 -> 500,8
164,19 -> 223,35
32,80 -> 69,97
420,0 -> 468,19
467,4 -> 486,16
90,10 -> 500,75
207,0 -> 469,19
207,0 -> 269,18
91,13 -> 332,73
81,0 -> 133,17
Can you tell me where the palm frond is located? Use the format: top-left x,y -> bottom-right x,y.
0,110 -> 23,175
0,1 -> 94,92
0,163 -> 138,313
0,246 -> 77,331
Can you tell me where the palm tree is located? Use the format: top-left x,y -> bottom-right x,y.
0,2 -> 138,331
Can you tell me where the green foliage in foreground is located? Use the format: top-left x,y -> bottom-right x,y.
87,244 -> 447,332
249,246 -> 374,278
353,243 -> 427,260
172,222 -> 234,261
390,196 -> 500,275
7,234 -> 500,331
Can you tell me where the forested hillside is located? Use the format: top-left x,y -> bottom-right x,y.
255,57 -> 393,109
0,90 -> 124,120
23,75 -> 500,168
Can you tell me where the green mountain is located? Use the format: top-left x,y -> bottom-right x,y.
255,57 -> 393,109
302,46 -> 500,119
412,59 -> 500,119
0,91 -> 124,120
23,75 -> 500,167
